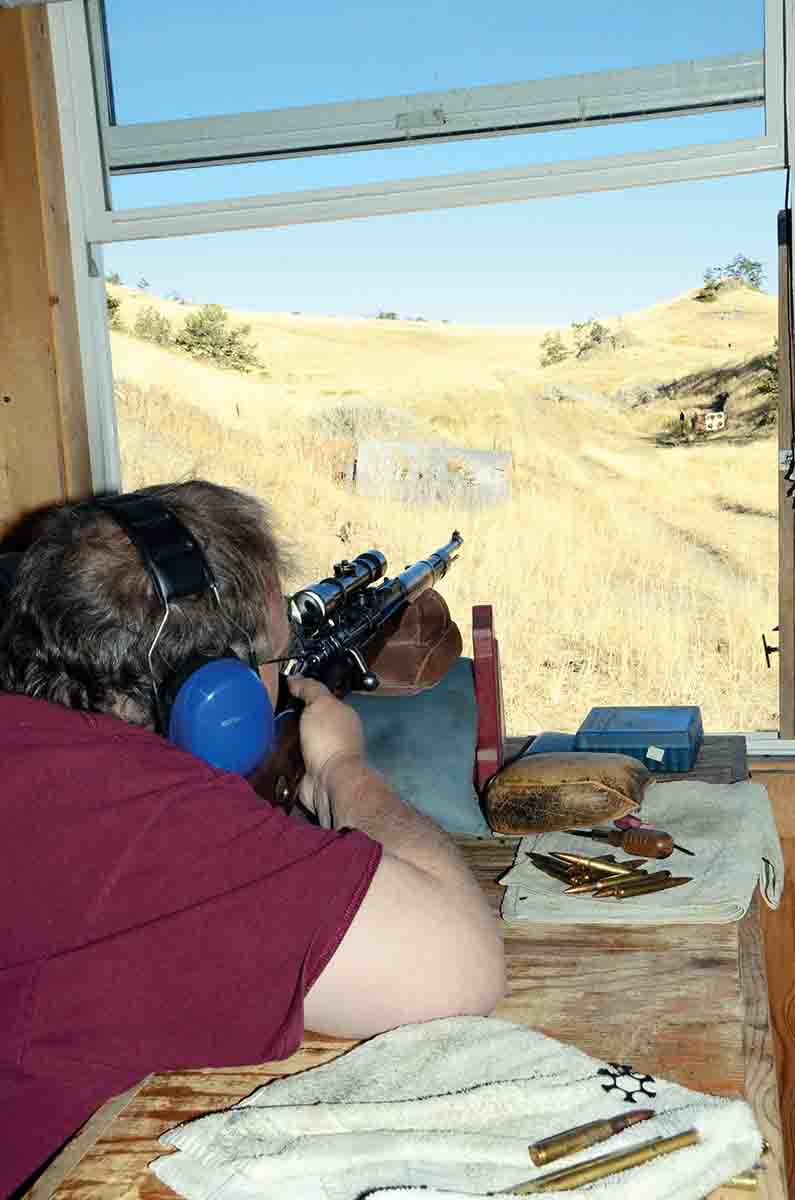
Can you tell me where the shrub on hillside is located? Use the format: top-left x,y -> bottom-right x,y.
105,290 -> 126,330
697,255 -> 765,301
572,319 -> 609,357
134,305 -> 173,345
539,332 -> 570,367
695,271 -> 720,302
174,304 -> 264,372
758,339 -> 779,401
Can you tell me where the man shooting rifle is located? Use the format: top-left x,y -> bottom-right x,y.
0,479 -> 504,1197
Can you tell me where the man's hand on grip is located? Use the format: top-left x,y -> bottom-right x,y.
287,676 -> 365,827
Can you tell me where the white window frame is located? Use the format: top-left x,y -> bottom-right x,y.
102,54 -> 766,174
48,0 -> 795,751
61,0 -> 786,245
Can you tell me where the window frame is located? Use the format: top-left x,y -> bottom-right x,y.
48,0 -> 795,749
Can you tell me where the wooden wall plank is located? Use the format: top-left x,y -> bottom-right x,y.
760,838 -> 795,1200
0,5 -> 91,540
752,764 -> 795,1196
739,893 -> 789,1199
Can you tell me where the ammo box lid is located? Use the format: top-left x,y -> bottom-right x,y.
574,706 -> 703,766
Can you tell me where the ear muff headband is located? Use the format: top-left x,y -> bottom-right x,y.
0,553 -> 22,602
94,494 -> 216,608
94,494 -> 275,776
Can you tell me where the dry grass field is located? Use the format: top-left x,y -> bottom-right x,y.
108,281 -> 778,735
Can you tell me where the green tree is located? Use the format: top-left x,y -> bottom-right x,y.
105,271 -> 123,285
723,254 -> 765,290
174,304 -> 264,372
697,254 -> 765,300
539,331 -> 569,367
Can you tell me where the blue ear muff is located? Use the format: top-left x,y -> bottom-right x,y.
167,658 -> 275,777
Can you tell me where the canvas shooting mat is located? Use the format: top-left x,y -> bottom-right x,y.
150,1016 -> 761,1200
347,657 -> 490,835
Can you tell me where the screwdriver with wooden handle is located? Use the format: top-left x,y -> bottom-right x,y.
563,827 -> 694,858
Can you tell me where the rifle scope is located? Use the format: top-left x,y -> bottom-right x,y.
290,549 -> 386,628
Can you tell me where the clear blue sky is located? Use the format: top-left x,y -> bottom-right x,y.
102,0 -> 784,324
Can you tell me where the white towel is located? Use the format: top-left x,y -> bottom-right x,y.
500,779 -> 783,925
150,1016 -> 761,1200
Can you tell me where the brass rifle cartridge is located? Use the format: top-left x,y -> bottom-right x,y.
591,869 -> 670,893
595,876 -> 692,899
563,872 -> 649,895
528,855 -> 581,884
505,1128 -> 700,1193
722,1171 -> 760,1190
589,855 -> 645,869
549,852 -> 648,877
528,1108 -> 654,1166
531,864 -> 575,884
528,853 -> 595,881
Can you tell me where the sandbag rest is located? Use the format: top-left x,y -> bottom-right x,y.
361,588 -> 463,696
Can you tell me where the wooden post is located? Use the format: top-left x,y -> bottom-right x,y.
0,4 -> 92,541
472,604 -> 505,795
753,762 -> 795,1196
777,211 -> 795,737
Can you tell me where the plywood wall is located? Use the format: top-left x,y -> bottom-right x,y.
0,4 -> 91,541
751,762 -> 795,1196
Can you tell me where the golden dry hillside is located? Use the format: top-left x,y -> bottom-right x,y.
107,281 -> 778,734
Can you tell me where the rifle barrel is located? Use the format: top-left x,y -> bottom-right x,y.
391,530 -> 464,604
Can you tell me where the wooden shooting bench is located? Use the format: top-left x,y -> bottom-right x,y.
27,737 -> 787,1200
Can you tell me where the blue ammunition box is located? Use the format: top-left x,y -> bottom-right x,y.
574,706 -> 703,773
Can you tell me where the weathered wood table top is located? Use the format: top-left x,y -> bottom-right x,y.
32,738 -> 786,1200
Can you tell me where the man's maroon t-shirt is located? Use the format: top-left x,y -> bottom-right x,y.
0,694 -> 381,1196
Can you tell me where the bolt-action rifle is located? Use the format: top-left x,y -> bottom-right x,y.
249,531 -> 463,813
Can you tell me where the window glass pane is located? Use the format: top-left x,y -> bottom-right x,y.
104,171 -> 780,734
110,109 -> 764,211
104,0 -> 765,125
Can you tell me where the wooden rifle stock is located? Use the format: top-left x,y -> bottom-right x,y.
248,701 -> 305,813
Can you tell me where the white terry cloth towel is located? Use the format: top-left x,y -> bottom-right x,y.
150,1016 -> 762,1200
500,779 -> 783,925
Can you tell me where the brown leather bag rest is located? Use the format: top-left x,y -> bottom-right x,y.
357,588 -> 463,697
483,752 -> 648,835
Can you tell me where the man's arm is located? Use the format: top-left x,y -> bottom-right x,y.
288,678 -> 506,1039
